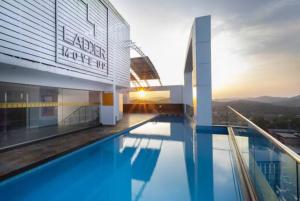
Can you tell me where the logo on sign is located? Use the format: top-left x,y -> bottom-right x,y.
55,0 -> 108,76
62,26 -> 106,69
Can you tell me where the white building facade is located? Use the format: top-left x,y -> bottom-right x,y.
0,0 -> 130,139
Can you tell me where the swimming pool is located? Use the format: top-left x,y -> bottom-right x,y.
0,116 -> 244,201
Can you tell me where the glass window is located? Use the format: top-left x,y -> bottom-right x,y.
0,82 -> 101,149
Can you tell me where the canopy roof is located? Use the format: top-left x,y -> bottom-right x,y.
130,57 -> 160,80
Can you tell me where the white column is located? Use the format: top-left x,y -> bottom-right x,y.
194,16 -> 212,126
101,85 -> 116,125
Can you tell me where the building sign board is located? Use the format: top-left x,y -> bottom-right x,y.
55,0 -> 108,76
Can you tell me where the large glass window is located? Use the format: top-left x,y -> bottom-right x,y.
0,82 -> 101,149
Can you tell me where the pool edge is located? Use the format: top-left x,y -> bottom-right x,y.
0,115 -> 159,182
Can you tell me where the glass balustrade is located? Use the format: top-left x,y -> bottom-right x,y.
228,107 -> 300,201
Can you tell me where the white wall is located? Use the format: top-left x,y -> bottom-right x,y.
101,88 -> 116,126
193,16 -> 212,126
0,0 -> 130,89
184,16 -> 212,126
112,90 -> 124,122
118,93 -> 124,120
109,9 -> 131,88
0,63 -> 113,92
195,16 -> 212,126
183,72 -> 193,105
169,86 -> 183,104
101,106 -> 115,125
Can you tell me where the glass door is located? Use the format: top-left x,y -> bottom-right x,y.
0,89 -> 6,133
6,86 -> 27,131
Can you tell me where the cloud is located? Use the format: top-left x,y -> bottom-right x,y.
110,0 -> 300,97
221,0 -> 300,56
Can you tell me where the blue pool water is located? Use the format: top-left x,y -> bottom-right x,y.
0,117 -> 243,201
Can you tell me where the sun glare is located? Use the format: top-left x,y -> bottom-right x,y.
138,90 -> 146,98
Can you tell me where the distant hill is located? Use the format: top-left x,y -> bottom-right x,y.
273,95 -> 300,107
215,95 -> 300,107
246,96 -> 289,103
213,100 -> 300,116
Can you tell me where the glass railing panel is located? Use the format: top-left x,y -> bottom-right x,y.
213,104 -> 228,125
213,104 -> 248,126
298,164 -> 300,200
228,108 -> 249,127
234,127 -> 298,201
228,107 -> 300,201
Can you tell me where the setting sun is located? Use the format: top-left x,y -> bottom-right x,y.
138,90 -> 146,98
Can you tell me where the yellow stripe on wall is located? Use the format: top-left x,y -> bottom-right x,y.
0,102 -> 101,109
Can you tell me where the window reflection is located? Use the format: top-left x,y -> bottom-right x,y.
0,82 -> 101,148
129,122 -> 171,136
234,127 -> 298,201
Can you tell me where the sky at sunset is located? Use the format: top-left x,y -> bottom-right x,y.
110,0 -> 300,99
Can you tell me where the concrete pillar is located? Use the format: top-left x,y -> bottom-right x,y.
193,16 -> 212,127
101,88 -> 115,125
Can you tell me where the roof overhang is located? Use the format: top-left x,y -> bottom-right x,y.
130,57 -> 160,80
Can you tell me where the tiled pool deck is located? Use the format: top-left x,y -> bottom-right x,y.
0,114 -> 157,181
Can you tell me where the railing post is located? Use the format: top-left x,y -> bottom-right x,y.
85,106 -> 87,122
78,107 -> 80,124
297,163 -> 299,201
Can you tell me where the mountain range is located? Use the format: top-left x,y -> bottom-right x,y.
215,95 -> 300,107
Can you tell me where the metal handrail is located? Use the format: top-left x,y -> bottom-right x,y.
61,106 -> 85,125
228,127 -> 258,201
228,106 -> 300,164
